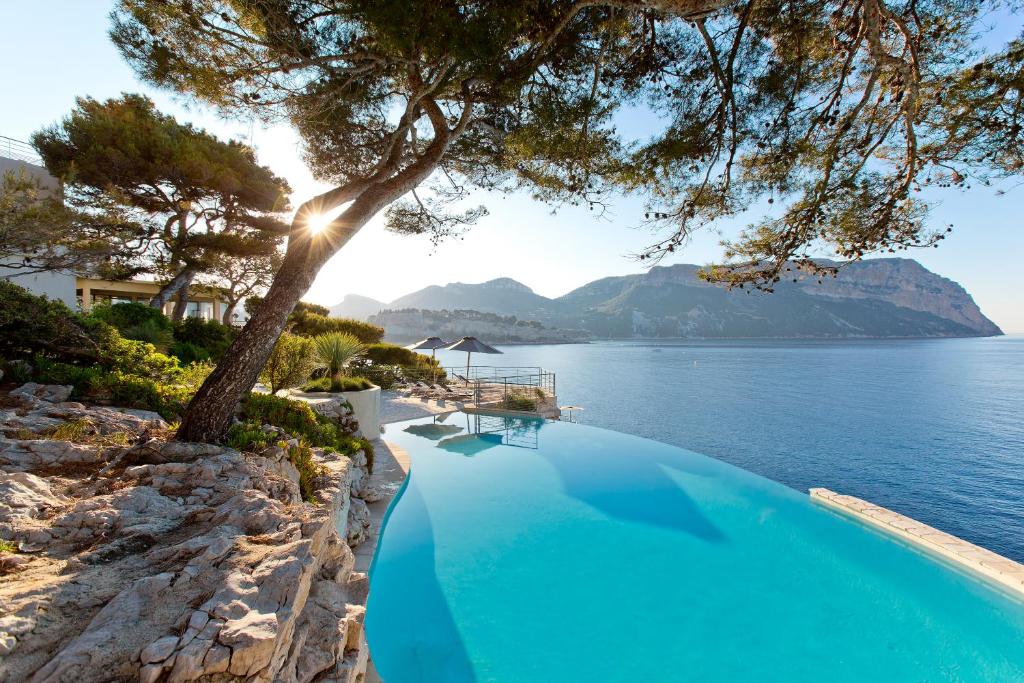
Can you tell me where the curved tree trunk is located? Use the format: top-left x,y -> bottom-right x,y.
171,286 -> 191,322
177,103 -> 459,443
176,195 -> 384,443
150,266 -> 197,313
222,299 -> 239,326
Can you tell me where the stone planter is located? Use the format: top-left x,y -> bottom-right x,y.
341,386 -> 381,441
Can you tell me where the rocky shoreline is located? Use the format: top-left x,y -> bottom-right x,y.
0,383 -> 376,682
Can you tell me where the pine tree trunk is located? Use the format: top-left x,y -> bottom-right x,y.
175,196 -> 383,443
151,266 -> 197,313
171,286 -> 191,322
222,299 -> 240,326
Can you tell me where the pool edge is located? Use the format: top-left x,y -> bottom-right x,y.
810,488 -> 1024,599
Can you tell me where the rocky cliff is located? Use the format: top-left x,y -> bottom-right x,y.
0,384 -> 376,683
337,258 -> 1001,339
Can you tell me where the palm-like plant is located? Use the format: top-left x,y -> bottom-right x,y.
312,332 -> 366,390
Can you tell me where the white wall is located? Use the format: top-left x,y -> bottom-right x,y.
0,263 -> 76,307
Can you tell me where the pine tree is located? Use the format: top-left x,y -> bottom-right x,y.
109,0 -> 1024,441
32,94 -> 291,310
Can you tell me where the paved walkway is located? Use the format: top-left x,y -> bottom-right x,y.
355,440 -> 410,572
379,390 -> 459,423
361,393 -> 454,682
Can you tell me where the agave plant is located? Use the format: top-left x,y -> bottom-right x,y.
312,332 -> 366,389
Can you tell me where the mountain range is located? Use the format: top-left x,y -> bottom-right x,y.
329,258 -> 1002,340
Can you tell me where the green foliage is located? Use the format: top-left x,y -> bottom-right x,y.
35,359 -> 103,398
238,393 -> 372,471
0,539 -> 17,554
32,93 -> 291,292
362,343 -> 420,366
500,390 -> 538,412
0,283 -> 209,419
101,371 -> 193,419
225,421 -> 273,452
171,317 -> 235,361
168,341 -> 210,365
259,333 -> 315,395
311,333 -> 366,384
288,310 -> 384,343
111,0 -> 1024,292
302,375 -> 373,393
90,302 -> 170,335
0,280 -> 103,364
286,441 -> 327,503
353,364 -> 403,390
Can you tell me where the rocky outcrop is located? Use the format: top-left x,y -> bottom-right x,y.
0,385 -> 373,683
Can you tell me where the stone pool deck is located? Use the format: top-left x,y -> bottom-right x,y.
811,488 -> 1024,597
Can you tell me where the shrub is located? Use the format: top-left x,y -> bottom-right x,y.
288,310 -> 383,342
354,364 -> 403,390
500,390 -> 537,412
362,342 -> 420,366
35,359 -> 104,397
225,421 -> 273,452
287,441 -> 327,502
101,371 -> 193,419
172,317 -> 235,361
90,302 -> 173,349
0,280 -> 103,363
0,539 -> 16,554
302,375 -> 374,392
312,333 -> 366,385
239,393 -> 374,472
259,333 -> 315,395
168,341 -> 210,365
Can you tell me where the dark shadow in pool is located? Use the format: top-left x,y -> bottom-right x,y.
542,429 -> 727,542
367,474 -> 477,683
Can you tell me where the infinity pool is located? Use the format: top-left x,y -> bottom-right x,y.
366,413 -> 1024,682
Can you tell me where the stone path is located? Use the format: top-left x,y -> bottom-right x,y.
359,441 -> 411,683
360,395 -> 454,682
354,441 -> 410,573
379,390 -> 458,423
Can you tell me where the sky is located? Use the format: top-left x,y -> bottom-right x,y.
2,2 -> 1022,332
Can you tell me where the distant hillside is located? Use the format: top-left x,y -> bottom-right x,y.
331,258 -> 1002,339
370,309 -> 591,344
329,294 -> 385,320
388,277 -> 555,318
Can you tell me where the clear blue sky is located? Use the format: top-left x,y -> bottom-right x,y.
3,2 -> 1022,332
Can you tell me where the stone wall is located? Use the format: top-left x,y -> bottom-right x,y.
0,386 -> 375,682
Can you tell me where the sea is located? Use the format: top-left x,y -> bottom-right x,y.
431,336 -> 1024,561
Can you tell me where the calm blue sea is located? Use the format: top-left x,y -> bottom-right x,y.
432,336 -> 1024,561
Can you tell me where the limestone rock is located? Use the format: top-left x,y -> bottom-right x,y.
0,391 -> 369,683
346,497 -> 371,548
11,383 -> 72,404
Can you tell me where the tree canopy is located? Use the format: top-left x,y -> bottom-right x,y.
32,94 -> 292,307
108,0 -> 1024,440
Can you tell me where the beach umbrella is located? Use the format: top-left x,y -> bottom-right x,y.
444,337 -> 503,382
405,336 -> 450,382
559,405 -> 584,423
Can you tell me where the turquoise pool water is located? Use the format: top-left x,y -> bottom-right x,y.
366,413 -> 1024,682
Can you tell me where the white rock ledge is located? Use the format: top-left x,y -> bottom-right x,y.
810,487 -> 1024,597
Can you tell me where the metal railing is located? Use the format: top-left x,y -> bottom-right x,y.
0,136 -> 42,165
440,365 -> 556,411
